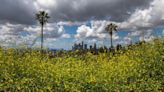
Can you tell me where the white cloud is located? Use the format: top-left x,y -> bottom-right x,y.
57,21 -> 86,26
120,0 -> 164,30
75,25 -> 93,39
0,22 -> 70,47
124,37 -> 132,44
61,34 -> 71,38
0,23 -> 26,47
75,20 -> 119,42
24,23 -> 70,39
128,31 -> 142,37
139,30 -> 154,41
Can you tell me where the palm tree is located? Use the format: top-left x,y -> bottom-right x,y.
105,23 -> 118,48
36,11 -> 50,51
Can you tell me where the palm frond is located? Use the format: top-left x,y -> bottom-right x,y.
36,11 -> 50,25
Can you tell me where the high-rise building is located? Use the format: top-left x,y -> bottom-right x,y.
82,41 -> 84,50
90,45 -> 93,50
94,43 -> 97,50
72,41 -> 85,50
84,44 -> 87,50
72,42 -> 98,51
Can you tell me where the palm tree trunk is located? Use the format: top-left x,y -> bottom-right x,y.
111,36 -> 113,48
142,31 -> 145,41
110,33 -> 113,48
41,24 -> 43,51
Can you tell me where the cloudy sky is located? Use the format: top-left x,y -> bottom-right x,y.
0,0 -> 163,50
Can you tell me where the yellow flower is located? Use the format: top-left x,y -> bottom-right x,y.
160,55 -> 164,59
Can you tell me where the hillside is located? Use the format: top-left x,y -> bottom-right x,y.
0,39 -> 163,91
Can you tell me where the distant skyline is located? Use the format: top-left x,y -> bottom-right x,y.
0,0 -> 164,50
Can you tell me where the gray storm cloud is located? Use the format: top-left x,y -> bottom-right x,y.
51,0 -> 152,22
0,0 -> 37,25
0,0 -> 152,24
